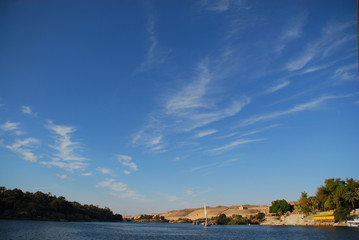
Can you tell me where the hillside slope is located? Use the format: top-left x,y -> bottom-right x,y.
159,205 -> 269,221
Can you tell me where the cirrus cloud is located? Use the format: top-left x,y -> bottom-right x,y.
117,154 -> 138,173
5,138 -> 39,162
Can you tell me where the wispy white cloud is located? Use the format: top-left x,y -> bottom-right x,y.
56,174 -> 68,179
96,168 -> 113,175
97,179 -> 127,192
215,131 -> 240,139
187,99 -> 250,130
239,124 -> 279,137
143,15 -> 157,66
217,124 -> 278,140
300,54 -> 356,74
189,162 -> 217,173
47,122 -> 86,162
131,130 -> 144,145
96,179 -> 145,200
302,63 -> 332,74
81,172 -> 92,176
137,14 -> 169,71
40,161 -> 87,172
322,34 -> 356,58
331,64 -> 357,83
6,138 -> 39,162
0,121 -> 23,135
276,16 -> 306,53
265,81 -> 291,94
41,121 -> 87,172
210,139 -> 263,152
132,131 -> 165,152
132,59 -> 251,150
150,136 -> 162,146
241,94 -> 355,126
117,154 -> 138,173
286,21 -> 355,71
286,51 -> 316,72
21,105 -> 37,117
0,121 -> 20,132
195,129 -> 218,138
164,61 -> 251,131
152,145 -> 165,151
117,154 -> 131,161
165,63 -> 213,115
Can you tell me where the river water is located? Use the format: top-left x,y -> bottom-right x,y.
0,220 -> 358,240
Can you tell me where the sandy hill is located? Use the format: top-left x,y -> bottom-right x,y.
158,205 -> 269,221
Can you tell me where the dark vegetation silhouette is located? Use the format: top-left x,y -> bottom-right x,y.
0,187 -> 123,222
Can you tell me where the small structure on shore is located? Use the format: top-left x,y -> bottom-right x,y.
313,211 -> 335,222
238,205 -> 249,210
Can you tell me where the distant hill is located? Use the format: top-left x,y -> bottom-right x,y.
156,205 -> 269,221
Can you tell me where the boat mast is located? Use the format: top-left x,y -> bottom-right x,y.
204,203 -> 208,227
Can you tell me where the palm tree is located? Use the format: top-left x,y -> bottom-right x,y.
308,196 -> 319,213
344,189 -> 359,213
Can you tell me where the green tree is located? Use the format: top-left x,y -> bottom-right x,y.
269,200 -> 293,215
228,215 -> 248,225
255,212 -> 265,221
333,207 -> 350,222
324,195 -> 335,210
308,196 -> 319,213
316,178 -> 347,211
139,214 -> 153,220
297,192 -> 311,215
346,178 -> 359,192
316,185 -> 329,210
50,197 -> 73,214
344,189 -> 359,211
214,214 -> 229,225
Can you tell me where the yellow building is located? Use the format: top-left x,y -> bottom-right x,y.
314,211 -> 335,222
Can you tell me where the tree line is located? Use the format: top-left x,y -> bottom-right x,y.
269,178 -> 359,221
212,212 -> 265,225
124,214 -> 169,223
124,213 -> 266,225
0,187 -> 123,222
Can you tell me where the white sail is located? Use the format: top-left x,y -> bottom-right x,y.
204,203 -> 208,227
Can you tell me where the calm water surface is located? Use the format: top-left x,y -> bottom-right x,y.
1,220 -> 358,240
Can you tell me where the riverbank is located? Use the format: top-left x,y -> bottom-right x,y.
261,213 -> 346,227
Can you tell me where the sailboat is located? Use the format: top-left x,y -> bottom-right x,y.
204,203 -> 211,227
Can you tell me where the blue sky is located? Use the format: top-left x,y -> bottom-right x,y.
0,0 -> 358,216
